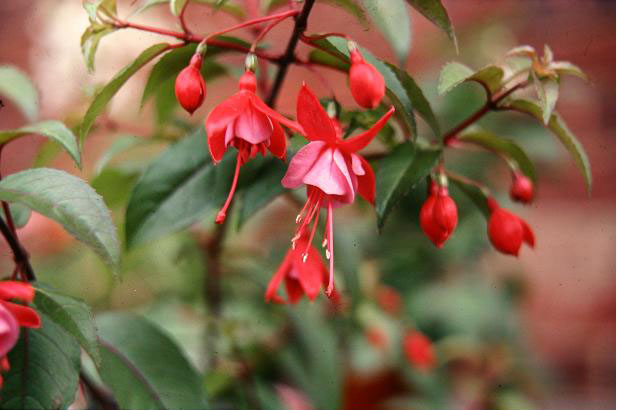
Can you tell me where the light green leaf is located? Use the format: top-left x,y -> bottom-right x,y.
125,127 -> 235,248
438,62 -> 504,96
80,43 -> 170,142
505,45 -> 536,59
375,143 -> 441,229
1,203 -> 31,228
0,120 -> 81,168
94,135 -> 142,175
34,285 -> 100,366
170,0 -> 188,15
363,0 -> 411,64
0,314 -> 81,410
0,66 -> 38,121
84,0 -> 118,20
322,0 -> 368,26
132,0 -> 244,18
550,61 -> 588,81
97,312 -> 209,410
506,98 -> 591,193
405,0 -> 456,49
0,168 -> 120,270
80,23 -> 116,72
458,129 -> 536,182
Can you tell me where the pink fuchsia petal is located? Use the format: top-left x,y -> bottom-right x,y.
249,94 -> 304,135
340,106 -> 395,153
282,141 -> 326,189
0,281 -> 35,303
350,153 -> 365,176
269,120 -> 287,161
233,103 -> 273,145
205,91 -> 250,137
0,303 -> 18,358
356,156 -> 376,204
332,149 -> 356,204
1,301 -> 40,328
302,149 -> 351,199
296,84 -> 337,143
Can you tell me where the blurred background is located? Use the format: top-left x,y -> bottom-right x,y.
0,1 -> 614,409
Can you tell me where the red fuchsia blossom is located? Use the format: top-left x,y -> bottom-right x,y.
175,54 -> 207,114
205,70 -> 303,224
420,181 -> 458,248
487,198 -> 535,256
375,285 -> 402,315
265,233 -> 329,304
403,330 -> 436,371
510,172 -> 534,204
348,44 -> 385,109
281,84 -> 394,296
0,281 -> 41,387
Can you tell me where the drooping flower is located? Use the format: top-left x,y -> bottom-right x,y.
348,42 -> 385,109
281,84 -> 394,295
205,70 -> 304,224
419,181 -> 458,248
510,172 -> 534,204
175,54 -> 207,114
0,281 -> 41,387
403,330 -> 436,371
487,198 -> 535,256
265,233 -> 329,304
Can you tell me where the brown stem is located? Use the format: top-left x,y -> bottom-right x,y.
442,81 -> 528,146
266,0 -> 317,107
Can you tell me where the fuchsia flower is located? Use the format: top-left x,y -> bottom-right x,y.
205,70 -> 303,224
281,84 -> 394,296
265,232 -> 329,304
0,281 -> 41,387
403,330 -> 436,371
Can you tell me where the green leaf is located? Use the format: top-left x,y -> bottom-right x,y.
33,285 -> 100,366
550,61 -> 587,81
132,0 -> 244,18
0,314 -> 81,410
94,135 -> 142,175
0,120 -> 81,168
458,129 -> 536,182
238,157 -> 288,228
0,66 -> 38,121
375,143 -> 441,229
532,71 -> 559,124
405,0 -> 457,49
0,168 -> 120,270
84,0 -> 118,20
385,62 -> 440,136
80,23 -> 116,73
92,167 -> 140,208
80,43 -> 170,142
449,178 -> 490,218
506,98 -> 592,193
170,0 -> 188,15
97,312 -> 209,410
125,127 -> 235,248
363,0 -> 411,64
1,203 -> 31,229
438,62 -> 504,96
322,0 -> 368,26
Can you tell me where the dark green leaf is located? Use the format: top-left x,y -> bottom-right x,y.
405,0 -> 456,49
438,62 -> 504,96
0,314 -> 81,410
458,129 -> 536,182
449,178 -> 490,218
375,143 -> 441,229
125,127 -> 235,248
0,168 -> 120,271
0,120 -> 81,168
97,312 -> 209,410
80,43 -> 170,142
92,167 -> 140,208
363,0 -> 411,64
0,66 -> 38,121
33,285 -> 100,366
506,98 -> 592,193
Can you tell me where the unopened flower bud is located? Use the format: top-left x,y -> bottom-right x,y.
238,70 -> 257,93
510,172 -> 534,203
420,182 -> 458,248
487,198 -> 535,256
348,46 -> 385,109
403,331 -> 436,371
175,54 -> 206,114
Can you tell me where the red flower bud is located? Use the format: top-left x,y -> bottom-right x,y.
510,172 -> 534,203
403,331 -> 436,371
175,54 -> 206,114
376,285 -> 402,315
420,183 -> 458,248
487,198 -> 535,256
349,49 -> 385,109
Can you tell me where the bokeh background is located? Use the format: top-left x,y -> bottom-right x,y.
0,1 -> 614,409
